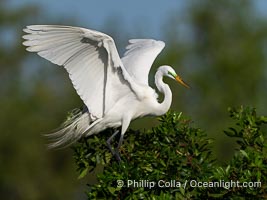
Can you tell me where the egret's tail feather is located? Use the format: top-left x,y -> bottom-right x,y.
45,108 -> 91,148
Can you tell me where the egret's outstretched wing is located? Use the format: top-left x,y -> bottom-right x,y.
23,25 -> 134,118
121,39 -> 165,85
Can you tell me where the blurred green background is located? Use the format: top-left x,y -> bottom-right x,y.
1,0 -> 267,199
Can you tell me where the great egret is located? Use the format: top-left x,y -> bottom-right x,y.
22,25 -> 189,160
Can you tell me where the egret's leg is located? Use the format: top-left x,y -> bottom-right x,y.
116,118 -> 131,154
114,149 -> 121,162
117,131 -> 126,151
106,129 -> 119,157
107,118 -> 131,161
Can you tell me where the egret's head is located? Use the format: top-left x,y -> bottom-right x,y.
160,65 -> 190,88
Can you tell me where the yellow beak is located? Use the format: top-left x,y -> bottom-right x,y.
175,75 -> 190,89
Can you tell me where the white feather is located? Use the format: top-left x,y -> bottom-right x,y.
46,108 -> 91,148
23,25 -> 135,119
122,39 -> 165,85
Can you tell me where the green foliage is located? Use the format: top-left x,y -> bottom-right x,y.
217,107 -> 267,199
73,106 -> 267,199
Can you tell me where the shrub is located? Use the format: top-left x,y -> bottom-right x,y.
73,106 -> 267,199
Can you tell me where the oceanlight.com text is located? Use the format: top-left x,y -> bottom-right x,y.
116,179 -> 261,190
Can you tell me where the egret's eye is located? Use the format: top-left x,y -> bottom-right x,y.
168,71 -> 176,78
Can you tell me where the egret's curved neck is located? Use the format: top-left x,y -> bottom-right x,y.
154,69 -> 172,116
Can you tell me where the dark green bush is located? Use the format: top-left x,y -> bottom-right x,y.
73,106 -> 267,199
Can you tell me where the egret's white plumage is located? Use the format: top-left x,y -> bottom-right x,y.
22,25 -> 189,160
122,39 -> 165,85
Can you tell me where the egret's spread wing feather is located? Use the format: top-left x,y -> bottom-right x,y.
23,25 -> 134,118
121,39 -> 165,85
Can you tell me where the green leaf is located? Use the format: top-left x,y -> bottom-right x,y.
208,191 -> 228,198
78,167 -> 88,179
240,150 -> 249,159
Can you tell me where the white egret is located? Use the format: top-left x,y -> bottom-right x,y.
22,25 -> 189,160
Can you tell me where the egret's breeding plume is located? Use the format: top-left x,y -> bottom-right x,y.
22,25 -> 189,160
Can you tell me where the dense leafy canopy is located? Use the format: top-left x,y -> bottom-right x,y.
74,107 -> 267,199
